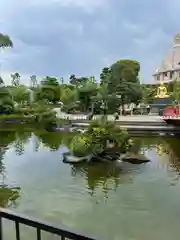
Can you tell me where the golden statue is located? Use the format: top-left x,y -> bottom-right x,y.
155,80 -> 169,98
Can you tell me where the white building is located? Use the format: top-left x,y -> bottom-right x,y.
153,33 -> 180,83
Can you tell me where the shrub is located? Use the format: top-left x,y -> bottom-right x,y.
69,119 -> 132,157
0,86 -> 14,114
86,119 -> 130,151
69,135 -> 92,157
0,187 -> 20,207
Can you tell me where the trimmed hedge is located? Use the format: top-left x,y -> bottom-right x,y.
0,114 -> 35,124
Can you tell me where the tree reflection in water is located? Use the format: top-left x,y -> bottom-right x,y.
34,131 -> 75,151
0,131 -> 21,207
71,162 -> 135,198
14,132 -> 31,156
0,131 -> 18,183
162,138 -> 180,175
70,137 -> 152,198
70,136 -> 180,198
0,146 -> 6,184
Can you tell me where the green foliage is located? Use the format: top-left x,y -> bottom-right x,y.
69,74 -> 76,85
0,33 -> 13,48
116,59 -> 140,77
0,187 -> 20,207
86,119 -> 130,149
38,77 -> 60,103
108,59 -> 141,106
70,120 -> 132,157
0,131 -> 17,147
18,103 -> 57,124
10,85 -> 29,104
78,80 -> 97,112
35,131 -> 75,150
69,75 -> 89,88
36,110 -> 57,123
60,85 -> 76,105
141,84 -> 156,104
0,86 -> 14,113
100,67 -> 111,85
68,75 -> 98,112
41,76 -> 59,86
62,102 -> 80,113
0,101 -> 57,127
6,57 -> 143,115
70,135 -> 92,157
171,80 -> 180,101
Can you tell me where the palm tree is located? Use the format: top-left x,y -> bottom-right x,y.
60,77 -> 64,84
11,72 -> 20,86
0,33 -> 13,78
30,75 -> 37,88
11,72 -> 21,87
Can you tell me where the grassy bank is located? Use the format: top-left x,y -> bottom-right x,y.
0,105 -> 57,127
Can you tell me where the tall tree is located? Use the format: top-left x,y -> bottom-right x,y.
41,76 -> 59,86
69,74 -> 89,88
69,74 -> 76,85
60,86 -> 76,105
0,33 -> 13,78
100,67 -> 111,85
38,76 -> 60,103
77,77 -> 97,112
107,59 -> 141,113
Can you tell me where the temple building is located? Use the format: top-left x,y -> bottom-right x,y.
153,33 -> 180,83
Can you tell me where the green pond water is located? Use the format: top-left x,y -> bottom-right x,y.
1,130 -> 180,240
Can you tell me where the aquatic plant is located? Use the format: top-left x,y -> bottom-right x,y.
69,119 -> 132,157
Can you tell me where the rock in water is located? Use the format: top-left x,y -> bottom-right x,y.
96,148 -> 121,161
63,153 -> 91,164
120,153 -> 150,164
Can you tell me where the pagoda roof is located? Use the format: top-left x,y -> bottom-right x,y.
153,33 -> 180,74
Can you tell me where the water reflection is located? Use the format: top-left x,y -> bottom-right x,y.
0,147 -> 6,184
72,163 -> 124,197
71,160 -> 152,199
1,130 -> 180,192
34,131 -> 75,151
159,138 -> 180,175
1,130 -> 180,239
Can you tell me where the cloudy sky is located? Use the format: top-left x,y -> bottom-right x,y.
0,0 -> 180,85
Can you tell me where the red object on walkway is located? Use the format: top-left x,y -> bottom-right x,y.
163,106 -> 179,119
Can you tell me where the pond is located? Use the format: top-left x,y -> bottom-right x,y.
1,129 -> 180,240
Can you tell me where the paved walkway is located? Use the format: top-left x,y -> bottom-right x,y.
73,123 -> 177,129
53,108 -> 163,122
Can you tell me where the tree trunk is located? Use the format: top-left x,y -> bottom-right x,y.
121,95 -> 125,115
103,99 -> 107,120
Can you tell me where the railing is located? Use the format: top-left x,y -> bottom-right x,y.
0,208 -> 98,240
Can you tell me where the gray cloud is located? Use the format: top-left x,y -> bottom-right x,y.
0,0 -> 180,84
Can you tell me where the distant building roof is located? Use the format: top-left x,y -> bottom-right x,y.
153,33 -> 180,75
